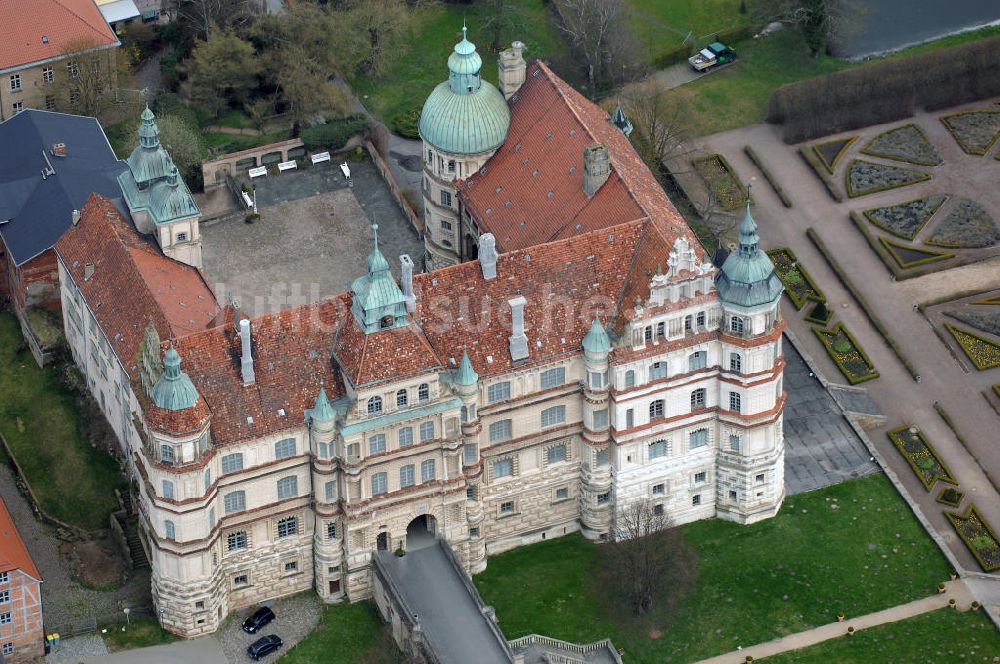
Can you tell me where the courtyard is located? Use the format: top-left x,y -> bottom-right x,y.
200,156 -> 424,317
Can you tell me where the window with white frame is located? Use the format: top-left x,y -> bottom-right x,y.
69,89 -> 80,105
729,392 -> 741,412
227,530 -> 248,551
160,444 -> 174,463
421,459 -> 436,482
11,100 -> 21,114
652,483 -> 665,495
274,438 -> 296,459
730,316 -> 745,334
441,190 -> 452,206
176,232 -> 188,243
649,400 -> 665,420
684,314 -> 693,331
555,487 -> 569,500
0,573 -> 8,584
67,61 -> 79,77
689,428 -> 709,450
0,591 -> 8,604
697,311 -> 706,327
284,560 -> 298,573
492,458 -> 513,479
540,367 -> 565,389
419,421 -> 435,441
489,419 -> 512,442
688,351 -> 707,371
589,371 -> 605,388
367,396 -> 382,414
325,481 -> 335,500
547,443 -> 567,464
369,433 -> 386,454
695,471 -> 707,483
626,408 -> 634,428
233,574 -> 249,587
277,476 -> 298,499
165,520 -> 175,540
597,492 -> 610,505
463,443 -> 477,464
162,480 -> 174,499
400,464 -> 415,488
730,352 -> 742,373
1,641 -> 11,654
277,516 -> 298,538
649,361 -> 667,379
596,448 -> 610,466
593,408 -> 608,429
398,427 -> 413,447
326,522 -> 337,539
318,441 -> 329,458
624,369 -> 635,388
649,440 -> 667,459
692,494 -> 702,505
487,381 -> 511,403
43,66 -> 53,83
418,383 -> 430,401
540,405 -> 566,428
9,75 -> 20,91
644,326 -> 653,342
691,388 -> 706,409
729,434 -> 741,452
499,500 -> 515,514
396,389 -> 408,407
447,159 -> 456,173
221,453 -> 243,474
371,472 -> 388,496
441,219 -> 452,231
656,321 -> 665,338
204,467 -> 211,492
224,490 -> 246,514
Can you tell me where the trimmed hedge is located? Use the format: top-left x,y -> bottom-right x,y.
847,212 -> 952,281
813,322 -> 880,384
744,145 -> 792,208
877,236 -> 954,269
798,146 -> 843,202
766,247 -> 825,310
804,301 -> 832,325
887,425 -> 958,491
391,107 -> 421,140
936,487 -> 964,508
653,42 -> 693,69
301,115 -> 370,152
812,136 -> 858,174
945,504 -> 1000,572
713,24 -> 754,46
844,159 -> 931,198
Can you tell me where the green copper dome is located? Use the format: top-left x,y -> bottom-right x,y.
715,205 -> 783,308
454,352 -> 479,386
583,318 -> 611,356
150,348 -> 200,411
126,107 -> 174,185
308,387 -> 337,428
147,167 -> 200,224
419,25 -> 511,155
351,225 -> 408,334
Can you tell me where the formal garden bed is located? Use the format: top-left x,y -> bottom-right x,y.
945,504 -> 1000,572
692,154 -> 748,210
887,426 -> 958,491
926,199 -> 1000,248
944,309 -> 1000,337
804,301 -> 832,326
861,123 -> 942,166
798,145 -> 843,202
972,293 -> 1000,305
936,486 -> 964,508
863,194 -> 947,240
940,109 -> 1000,155
812,136 -> 857,173
813,323 -> 879,384
849,212 -> 957,280
945,323 -> 1000,370
766,248 -> 825,309
877,236 -> 954,269
845,159 -> 931,198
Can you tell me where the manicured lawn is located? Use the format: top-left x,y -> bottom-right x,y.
352,0 -> 566,124
761,608 -> 1000,663
102,617 -> 179,652
628,0 -> 743,51
475,474 -> 951,663
0,314 -> 123,531
279,601 -> 402,663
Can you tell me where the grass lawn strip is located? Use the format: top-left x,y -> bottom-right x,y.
926,199 -> 1000,248
759,608 -> 1000,663
945,504 -> 1000,572
876,236 -> 954,269
812,323 -> 879,384
0,314 -> 123,531
691,154 -> 748,211
862,194 -> 947,240
475,474 -> 950,664
765,247 -> 825,310
886,426 -> 958,492
102,617 -> 179,652
280,601 -> 401,663
812,136 -> 858,173
940,109 -> 1000,155
945,322 -> 1000,370
935,487 -> 964,508
844,159 -> 931,198
860,123 -> 942,166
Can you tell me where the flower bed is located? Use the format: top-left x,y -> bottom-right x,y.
926,199 -> 1000,248
945,323 -> 1000,370
945,504 -> 1000,572
805,300 -> 833,325
849,212 -> 951,281
813,323 -> 879,384
887,426 -> 958,491
863,195 -> 947,240
944,310 -> 1000,338
936,487 -> 964,508
692,154 -> 747,211
861,124 -> 942,166
766,247 -> 825,309
845,159 -> 931,198
812,136 -> 857,173
877,236 -> 954,269
940,110 -> 1000,155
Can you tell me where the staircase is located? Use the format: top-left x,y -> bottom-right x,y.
123,515 -> 149,569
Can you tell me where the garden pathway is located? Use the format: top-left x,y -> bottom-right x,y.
674,102 -> 1000,600
692,580 -> 975,664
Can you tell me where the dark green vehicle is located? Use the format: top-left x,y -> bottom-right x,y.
688,42 -> 738,71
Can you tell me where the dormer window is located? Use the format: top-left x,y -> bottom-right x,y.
176,232 -> 188,243
730,316 -> 745,334
367,396 -> 382,414
379,315 -> 394,330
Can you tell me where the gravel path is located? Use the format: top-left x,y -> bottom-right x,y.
0,464 -> 151,634
46,634 -> 108,662
217,592 -> 322,664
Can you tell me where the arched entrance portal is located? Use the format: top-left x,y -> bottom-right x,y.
405,514 -> 437,551
376,531 -> 389,552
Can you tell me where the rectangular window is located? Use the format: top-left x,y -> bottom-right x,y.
489,419 -> 512,442
441,219 -> 453,231
546,444 -> 566,464
277,475 -> 298,499
398,427 -> 413,447
419,421 -> 435,441
729,392 -> 742,413
400,464 -> 415,488
447,159 -> 456,173
43,66 -> 53,83
730,316 -> 745,334
492,458 -> 513,479
0,572 -> 7,584
540,405 -> 566,428
325,481 -> 335,500
277,516 -> 298,538
440,190 -> 452,206
209,508 -> 215,531
589,371 -> 604,388
162,480 -> 174,499
67,61 -> 79,78
652,483 -> 665,495
555,487 -> 569,500
649,440 -> 667,459
539,367 -> 565,389
274,438 -> 296,459
624,370 -> 635,388
369,434 -> 386,454
463,443 -> 477,464
418,383 -> 430,401
69,90 -> 80,106
0,613 -> 11,625
695,471 -> 707,483
487,381 -> 511,403
160,444 -> 174,463
729,434 -> 741,452
691,389 -> 706,409
692,494 -> 702,506
327,522 -> 337,539
688,351 -> 707,371
221,453 -> 243,474
9,75 -> 20,91
649,362 -> 667,379
730,353 -> 742,373
2,642 -> 12,654
372,472 -> 388,496
0,591 -> 9,604
421,459 -> 436,482
649,400 -> 665,420
499,500 -> 515,514
318,442 -> 329,459
689,429 -> 709,450
45,95 -> 55,110
756,473 -> 765,484
224,491 -> 246,514
233,574 -> 249,587
469,527 -> 480,538
227,531 -> 248,551
284,560 -> 298,573
596,448 -> 610,466
597,492 -> 610,505
729,490 -> 738,501
625,408 -> 634,428
593,408 -> 608,429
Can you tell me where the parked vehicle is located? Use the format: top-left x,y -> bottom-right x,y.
247,634 -> 283,661
688,42 -> 737,71
242,606 -> 276,634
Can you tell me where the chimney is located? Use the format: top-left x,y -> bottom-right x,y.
83,262 -> 95,281
71,209 -> 81,226
400,254 -> 416,313
51,143 -> 67,157
508,296 -> 529,361
479,233 -> 498,280
498,41 -> 527,100
583,144 -> 610,197
239,318 -> 255,385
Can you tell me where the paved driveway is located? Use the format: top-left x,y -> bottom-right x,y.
80,637 -> 226,664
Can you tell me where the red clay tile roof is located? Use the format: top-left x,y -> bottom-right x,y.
333,315 -> 442,389
0,0 -> 118,71
54,195 -> 220,380
0,499 -> 40,580
460,61 -> 697,258
142,395 -> 211,437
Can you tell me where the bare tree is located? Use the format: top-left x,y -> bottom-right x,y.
752,0 -> 864,56
601,500 -> 696,616
169,0 -> 259,41
51,39 -> 136,120
481,0 -> 526,53
551,0 -> 642,98
621,80 -> 693,166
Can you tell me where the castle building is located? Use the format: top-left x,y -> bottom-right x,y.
52,29 -> 786,638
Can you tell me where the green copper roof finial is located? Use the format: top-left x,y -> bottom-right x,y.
366,223 -> 390,274
150,347 -> 200,411
715,189 -> 782,307
311,387 -> 336,423
455,351 -> 479,386
583,318 -> 611,355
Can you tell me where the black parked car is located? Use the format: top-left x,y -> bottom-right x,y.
247,634 -> 282,661
242,606 -> 276,634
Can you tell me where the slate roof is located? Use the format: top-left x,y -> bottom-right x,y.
0,110 -> 127,266
0,0 -> 118,72
0,498 -> 41,581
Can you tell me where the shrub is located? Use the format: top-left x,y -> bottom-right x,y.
743,145 -> 792,208
805,301 -> 832,325
936,487 -> 964,507
798,146 -> 843,202
391,107 -> 422,139
652,43 -> 693,69
300,115 -> 370,152
713,24 -> 753,46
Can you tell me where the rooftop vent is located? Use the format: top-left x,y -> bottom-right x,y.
42,36 -> 48,44
51,143 -> 67,157
84,262 -> 95,281
71,209 -> 81,226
